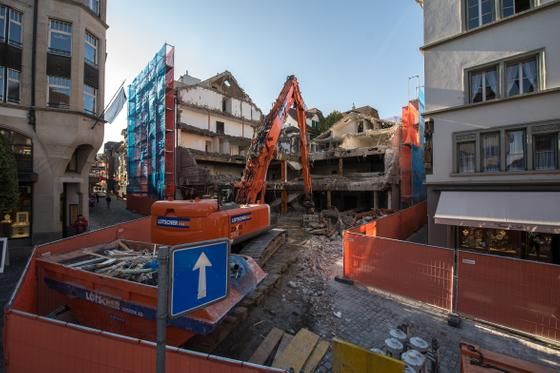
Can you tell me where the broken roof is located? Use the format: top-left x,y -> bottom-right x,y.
345,105 -> 379,118
177,70 -> 263,115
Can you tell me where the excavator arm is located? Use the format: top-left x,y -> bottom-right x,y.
236,75 -> 312,206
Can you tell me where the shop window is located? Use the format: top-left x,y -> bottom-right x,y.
527,233 -> 553,262
470,66 -> 498,103
505,129 -> 526,171
481,132 -> 500,172
533,133 -> 558,170
0,184 -> 32,239
457,141 -> 476,173
458,227 -> 521,257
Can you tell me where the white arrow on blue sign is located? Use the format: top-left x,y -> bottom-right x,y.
169,239 -> 229,318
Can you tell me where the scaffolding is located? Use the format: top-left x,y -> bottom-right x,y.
127,44 -> 175,200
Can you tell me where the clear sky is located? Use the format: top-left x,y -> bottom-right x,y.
102,0 -> 424,147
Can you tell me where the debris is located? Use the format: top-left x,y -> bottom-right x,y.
288,281 -> 298,289
333,311 -> 342,319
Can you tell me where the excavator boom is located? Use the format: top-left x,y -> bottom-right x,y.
236,75 -> 312,205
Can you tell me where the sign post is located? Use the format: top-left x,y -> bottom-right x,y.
156,246 -> 169,373
155,239 -> 229,373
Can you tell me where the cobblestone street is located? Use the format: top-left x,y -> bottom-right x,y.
88,196 -> 142,231
314,279 -> 560,372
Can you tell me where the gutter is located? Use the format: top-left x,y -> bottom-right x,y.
29,0 -> 38,130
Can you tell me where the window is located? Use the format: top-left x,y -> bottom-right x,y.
457,141 -> 476,173
533,133 -> 558,170
358,121 -> 364,133
84,84 -> 97,114
84,0 -> 100,15
481,132 -> 500,172
502,0 -> 532,17
205,140 -> 212,152
7,68 -> 19,103
8,8 -> 22,46
459,227 -> 522,257
467,0 -> 495,30
216,121 -> 224,135
48,76 -> 71,108
0,6 -> 22,46
0,6 -> 5,42
49,19 -> 72,56
0,66 -> 4,101
84,32 -> 98,65
506,56 -> 538,97
470,66 -> 498,103
505,129 -> 526,171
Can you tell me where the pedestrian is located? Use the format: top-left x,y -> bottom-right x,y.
73,214 -> 89,234
106,194 -> 112,209
95,193 -> 100,204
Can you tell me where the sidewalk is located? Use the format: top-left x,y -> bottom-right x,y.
88,197 -> 142,230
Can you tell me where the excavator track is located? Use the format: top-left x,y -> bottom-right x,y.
238,228 -> 287,266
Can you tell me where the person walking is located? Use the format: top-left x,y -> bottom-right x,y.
106,194 -> 112,209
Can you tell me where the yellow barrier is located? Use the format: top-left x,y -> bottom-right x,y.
332,338 -> 405,373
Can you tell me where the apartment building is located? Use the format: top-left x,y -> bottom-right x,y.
175,70 -> 262,197
423,0 -> 560,263
0,0 -> 106,243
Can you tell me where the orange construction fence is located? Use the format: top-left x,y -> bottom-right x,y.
4,311 -> 284,373
457,251 -> 560,342
343,201 -> 560,343
344,202 -> 453,310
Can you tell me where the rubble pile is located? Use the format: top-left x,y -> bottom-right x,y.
303,208 -> 393,238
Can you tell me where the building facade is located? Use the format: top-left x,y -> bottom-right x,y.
175,70 -> 263,197
423,0 -> 560,263
0,0 -> 107,243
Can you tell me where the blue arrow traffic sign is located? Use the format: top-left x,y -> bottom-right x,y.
169,239 -> 229,318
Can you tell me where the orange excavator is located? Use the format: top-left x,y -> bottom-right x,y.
151,75 -> 313,246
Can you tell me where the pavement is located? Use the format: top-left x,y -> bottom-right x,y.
88,197 -> 142,230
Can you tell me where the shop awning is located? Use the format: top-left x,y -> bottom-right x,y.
434,191 -> 560,234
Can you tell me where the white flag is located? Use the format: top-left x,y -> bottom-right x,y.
104,87 -> 127,124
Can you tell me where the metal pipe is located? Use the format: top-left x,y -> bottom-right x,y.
156,246 -> 169,373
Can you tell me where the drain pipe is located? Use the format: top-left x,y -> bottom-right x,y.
29,0 -> 38,130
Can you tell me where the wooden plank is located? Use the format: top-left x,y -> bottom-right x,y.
249,327 -> 284,365
272,333 -> 293,365
272,328 -> 320,372
302,340 -> 330,373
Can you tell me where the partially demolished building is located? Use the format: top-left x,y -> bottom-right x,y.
175,71 -> 263,197
267,106 -> 402,211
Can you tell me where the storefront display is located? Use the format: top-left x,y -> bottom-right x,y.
458,227 -> 558,263
0,184 -> 32,239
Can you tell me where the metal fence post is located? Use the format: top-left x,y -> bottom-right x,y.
156,246 -> 169,373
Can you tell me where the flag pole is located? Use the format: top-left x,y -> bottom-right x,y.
91,79 -> 126,129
